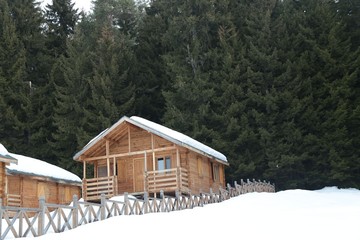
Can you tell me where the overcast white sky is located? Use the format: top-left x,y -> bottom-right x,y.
41,0 -> 93,13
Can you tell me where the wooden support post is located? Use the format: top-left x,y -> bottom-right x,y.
144,152 -> 147,192
151,134 -> 155,171
128,125 -> 131,153
83,161 -> 87,179
106,140 -> 110,177
113,157 -> 116,177
176,148 -> 181,192
0,198 -> 2,236
38,196 -> 45,236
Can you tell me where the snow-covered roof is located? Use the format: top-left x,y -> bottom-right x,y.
0,143 -> 18,164
6,153 -> 82,184
1,143 -> 81,184
74,116 -> 227,163
130,116 -> 227,163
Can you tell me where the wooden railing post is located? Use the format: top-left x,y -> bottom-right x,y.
72,195 -> 79,229
176,167 -> 180,192
38,196 -> 45,236
82,179 -> 87,201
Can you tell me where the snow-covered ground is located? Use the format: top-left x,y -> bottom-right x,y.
32,187 -> 360,240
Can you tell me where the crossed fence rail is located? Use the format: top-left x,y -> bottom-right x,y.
0,179 -> 274,239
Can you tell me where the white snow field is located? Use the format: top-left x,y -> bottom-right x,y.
32,187 -> 360,240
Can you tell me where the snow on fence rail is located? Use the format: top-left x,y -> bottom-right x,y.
0,179 -> 274,239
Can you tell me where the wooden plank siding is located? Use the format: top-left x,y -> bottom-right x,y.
5,175 -> 81,208
0,162 -> 5,200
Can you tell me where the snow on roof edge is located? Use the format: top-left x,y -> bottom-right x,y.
7,153 -> 82,184
73,116 -> 130,160
130,116 -> 227,163
74,116 -> 227,163
0,143 -> 18,163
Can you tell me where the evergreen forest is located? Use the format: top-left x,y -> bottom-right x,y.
0,0 -> 359,190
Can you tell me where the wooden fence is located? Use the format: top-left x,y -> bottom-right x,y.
0,179 -> 274,239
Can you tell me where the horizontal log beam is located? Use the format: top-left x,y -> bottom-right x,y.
81,146 -> 177,162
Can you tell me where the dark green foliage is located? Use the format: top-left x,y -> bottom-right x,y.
44,0 -> 80,57
0,0 -> 359,189
0,0 -> 29,153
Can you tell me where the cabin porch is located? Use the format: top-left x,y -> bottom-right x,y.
82,167 -> 189,201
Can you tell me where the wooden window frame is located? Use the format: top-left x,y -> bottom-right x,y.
211,163 -> 219,182
197,157 -> 203,177
157,156 -> 171,172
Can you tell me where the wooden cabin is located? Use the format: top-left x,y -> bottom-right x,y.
0,143 -> 81,208
74,116 -> 229,201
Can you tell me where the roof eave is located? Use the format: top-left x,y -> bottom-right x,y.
73,116 -> 131,161
6,168 -> 82,186
74,116 -> 228,165
128,118 -> 229,165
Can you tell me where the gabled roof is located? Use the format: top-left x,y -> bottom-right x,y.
73,116 -> 228,164
7,153 -> 82,185
1,143 -> 81,185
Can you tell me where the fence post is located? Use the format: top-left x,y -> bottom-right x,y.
175,191 -> 180,210
160,190 -> 164,212
0,198 -> 2,237
72,195 -> 78,229
100,193 -> 106,220
143,192 -> 148,214
124,192 -> 129,215
38,196 -> 45,236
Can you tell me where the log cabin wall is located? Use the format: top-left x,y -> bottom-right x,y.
186,152 -> 226,194
109,125 -> 180,194
6,175 -> 81,208
0,162 -> 5,200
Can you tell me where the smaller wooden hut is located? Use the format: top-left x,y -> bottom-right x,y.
74,116 -> 229,201
0,143 -> 81,208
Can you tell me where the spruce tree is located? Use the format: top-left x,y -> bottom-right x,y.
0,0 -> 29,153
44,0 -> 80,57
132,0 -> 170,122
161,0 -> 229,148
51,18 -> 93,174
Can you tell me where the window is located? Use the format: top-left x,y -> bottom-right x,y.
197,157 -> 203,177
157,158 -> 164,171
211,163 -> 219,182
157,156 -> 171,172
165,156 -> 171,169
98,166 -> 108,177
97,164 -> 114,177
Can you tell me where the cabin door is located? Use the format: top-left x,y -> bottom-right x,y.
133,158 -> 145,193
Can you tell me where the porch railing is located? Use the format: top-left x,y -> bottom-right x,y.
146,167 -> 189,193
83,176 -> 117,201
6,194 -> 21,207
